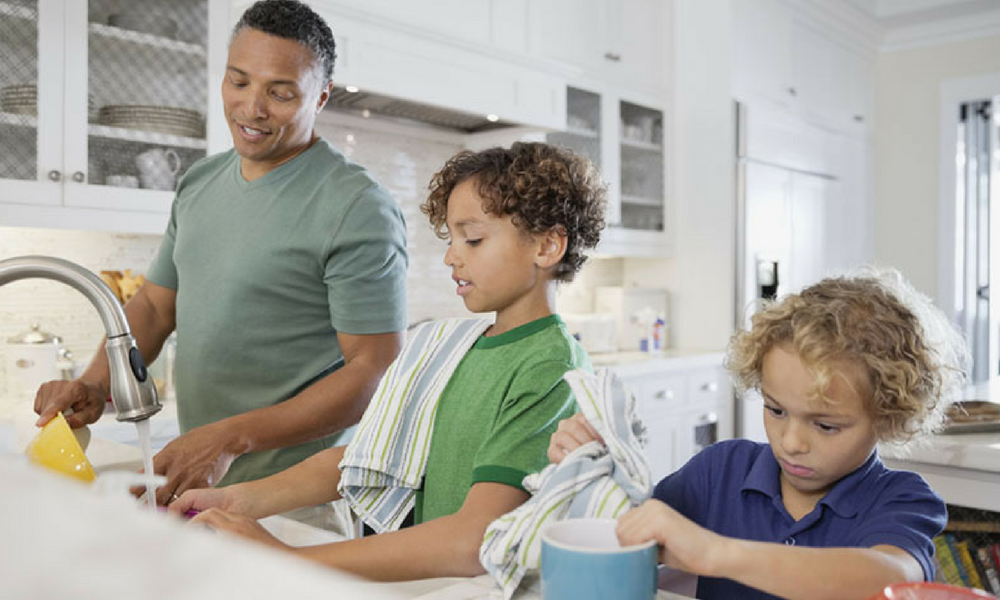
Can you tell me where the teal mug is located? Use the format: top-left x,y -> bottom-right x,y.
541,518 -> 658,600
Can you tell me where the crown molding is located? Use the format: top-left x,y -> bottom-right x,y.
782,0 -> 883,55
881,7 -> 1000,51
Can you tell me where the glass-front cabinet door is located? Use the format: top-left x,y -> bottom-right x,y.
619,100 -> 664,232
547,83 -> 669,256
64,0 -> 209,212
0,0 -> 63,205
0,0 -> 221,231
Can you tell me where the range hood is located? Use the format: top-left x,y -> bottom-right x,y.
325,86 -> 516,133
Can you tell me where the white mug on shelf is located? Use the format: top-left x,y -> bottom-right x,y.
135,148 -> 181,190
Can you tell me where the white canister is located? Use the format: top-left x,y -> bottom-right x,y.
5,324 -> 65,399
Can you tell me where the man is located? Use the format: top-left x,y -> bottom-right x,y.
33,0 -> 407,505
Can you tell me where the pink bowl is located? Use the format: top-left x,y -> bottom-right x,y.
868,582 -> 994,599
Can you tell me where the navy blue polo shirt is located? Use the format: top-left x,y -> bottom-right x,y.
652,439 -> 946,600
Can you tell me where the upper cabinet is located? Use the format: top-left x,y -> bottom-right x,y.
267,0 -> 567,130
732,0 -> 875,137
529,0 -> 669,95
0,0 -> 229,234
547,85 -> 669,257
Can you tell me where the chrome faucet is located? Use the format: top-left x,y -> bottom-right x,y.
0,255 -> 161,422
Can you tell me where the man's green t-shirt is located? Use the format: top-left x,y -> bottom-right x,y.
147,139 -> 408,485
414,314 -> 590,524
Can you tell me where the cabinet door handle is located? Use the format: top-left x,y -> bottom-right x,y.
699,412 -> 718,424
700,381 -> 718,393
654,389 -> 675,400
47,170 -> 62,182
71,171 -> 85,183
603,52 -> 621,62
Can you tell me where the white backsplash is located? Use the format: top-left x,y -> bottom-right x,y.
0,228 -> 163,388
313,112 -> 474,325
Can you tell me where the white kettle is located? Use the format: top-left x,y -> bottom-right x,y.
4,323 -> 73,399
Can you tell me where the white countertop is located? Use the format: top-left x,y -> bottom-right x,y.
0,397 -> 693,599
879,433 -> 1000,473
879,379 -> 1000,474
589,349 -> 727,375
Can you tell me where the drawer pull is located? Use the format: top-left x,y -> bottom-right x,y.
700,381 -> 719,393
654,389 -> 675,400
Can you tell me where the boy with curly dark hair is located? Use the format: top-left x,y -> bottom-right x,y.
172,142 -> 609,582
549,268 -> 969,599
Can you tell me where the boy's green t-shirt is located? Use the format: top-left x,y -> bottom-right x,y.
414,314 -> 590,524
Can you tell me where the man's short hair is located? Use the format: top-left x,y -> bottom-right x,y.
232,0 -> 336,84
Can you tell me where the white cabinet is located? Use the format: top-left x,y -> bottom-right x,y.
0,0 -> 228,234
732,0 -> 875,137
608,356 -> 732,483
547,85 -> 669,257
789,19 -> 872,135
530,0 -> 669,94
731,0 -> 793,109
298,2 -> 565,131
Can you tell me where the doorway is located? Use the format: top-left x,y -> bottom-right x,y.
954,97 -> 1000,383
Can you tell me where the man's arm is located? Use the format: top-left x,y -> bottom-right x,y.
617,499 -> 924,600
196,481 -> 528,580
150,330 -> 404,504
34,281 -> 177,428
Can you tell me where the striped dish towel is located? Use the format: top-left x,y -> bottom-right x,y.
337,318 -> 492,533
479,368 -> 651,599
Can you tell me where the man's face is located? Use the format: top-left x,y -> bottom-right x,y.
222,28 -> 331,178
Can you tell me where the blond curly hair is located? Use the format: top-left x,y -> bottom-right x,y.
727,267 -> 969,442
421,142 -> 606,282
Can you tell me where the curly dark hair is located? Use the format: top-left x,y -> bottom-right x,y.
421,142 -> 607,282
727,267 -> 968,442
232,0 -> 336,83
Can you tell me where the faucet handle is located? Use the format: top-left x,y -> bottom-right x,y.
106,335 -> 161,422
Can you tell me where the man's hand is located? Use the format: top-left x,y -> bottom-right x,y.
34,379 -> 107,428
135,421 -> 244,505
547,413 -> 605,463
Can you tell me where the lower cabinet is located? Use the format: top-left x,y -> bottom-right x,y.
608,357 -> 733,483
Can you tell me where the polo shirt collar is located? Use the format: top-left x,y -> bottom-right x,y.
814,449 -> 879,518
740,445 -> 881,519
741,444 -> 782,498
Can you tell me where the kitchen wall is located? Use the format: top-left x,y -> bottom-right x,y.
875,33 -> 1000,303
668,0 -> 735,351
0,228 -> 163,386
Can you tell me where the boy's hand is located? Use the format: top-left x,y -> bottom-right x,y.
169,485 -> 249,518
616,499 -> 728,576
547,413 -> 605,463
189,508 -> 288,551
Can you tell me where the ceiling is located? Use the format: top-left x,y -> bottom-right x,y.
842,0 -> 1000,50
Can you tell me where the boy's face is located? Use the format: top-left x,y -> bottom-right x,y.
760,343 -> 878,508
442,179 -> 549,325
222,28 -> 330,177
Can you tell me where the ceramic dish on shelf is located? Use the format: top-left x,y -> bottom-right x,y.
97,104 -> 204,137
941,400 -> 1000,434
107,12 -> 178,40
1,83 -> 36,115
2,84 -> 97,119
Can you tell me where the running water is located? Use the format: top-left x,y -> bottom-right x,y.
135,419 -> 157,511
